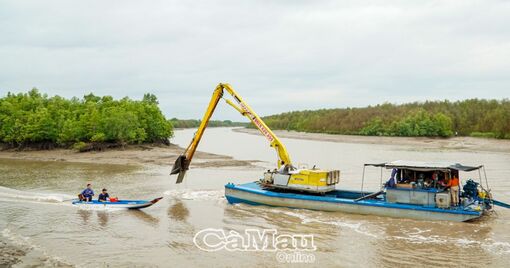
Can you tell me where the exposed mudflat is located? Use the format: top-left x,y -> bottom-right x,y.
0,143 -> 256,168
0,241 -> 25,267
234,128 -> 510,153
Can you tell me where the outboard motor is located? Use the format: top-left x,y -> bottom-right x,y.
462,179 -> 479,199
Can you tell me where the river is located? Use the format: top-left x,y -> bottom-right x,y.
1,128 -> 509,267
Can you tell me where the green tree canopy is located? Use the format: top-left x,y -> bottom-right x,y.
260,99 -> 509,138
0,89 -> 174,148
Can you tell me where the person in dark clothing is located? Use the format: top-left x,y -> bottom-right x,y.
385,168 -> 398,188
98,188 -> 110,202
79,183 -> 94,202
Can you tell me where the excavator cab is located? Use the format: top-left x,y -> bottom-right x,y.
261,167 -> 340,194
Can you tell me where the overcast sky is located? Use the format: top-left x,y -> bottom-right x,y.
0,0 -> 509,120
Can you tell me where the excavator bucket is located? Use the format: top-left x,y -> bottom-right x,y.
171,155 -> 190,184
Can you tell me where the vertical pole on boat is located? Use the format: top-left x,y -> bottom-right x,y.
361,165 -> 366,197
482,165 -> 489,190
481,165 -> 493,205
379,167 -> 383,188
458,169 -> 463,192
478,168 -> 483,189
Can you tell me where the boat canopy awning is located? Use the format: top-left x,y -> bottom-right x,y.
364,160 -> 483,172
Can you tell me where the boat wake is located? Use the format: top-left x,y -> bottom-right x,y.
0,186 -> 75,205
272,208 -> 382,238
163,189 -> 224,201
389,228 -> 510,255
234,206 -> 510,255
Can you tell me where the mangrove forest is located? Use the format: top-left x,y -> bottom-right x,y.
260,99 -> 510,138
0,89 -> 173,150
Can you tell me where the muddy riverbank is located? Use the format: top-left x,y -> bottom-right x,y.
234,128 -> 510,153
0,143 -> 255,169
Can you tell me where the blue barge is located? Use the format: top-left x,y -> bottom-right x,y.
225,161 -> 494,222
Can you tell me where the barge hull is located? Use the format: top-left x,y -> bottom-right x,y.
225,183 -> 481,222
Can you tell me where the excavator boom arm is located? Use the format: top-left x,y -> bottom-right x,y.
171,83 -> 291,183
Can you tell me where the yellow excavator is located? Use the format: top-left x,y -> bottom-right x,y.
170,83 -> 340,194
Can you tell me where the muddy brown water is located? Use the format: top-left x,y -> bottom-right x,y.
1,128 -> 509,267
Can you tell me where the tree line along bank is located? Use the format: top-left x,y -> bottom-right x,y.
0,89 -> 173,150
259,99 -> 510,139
1,90 -> 508,152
